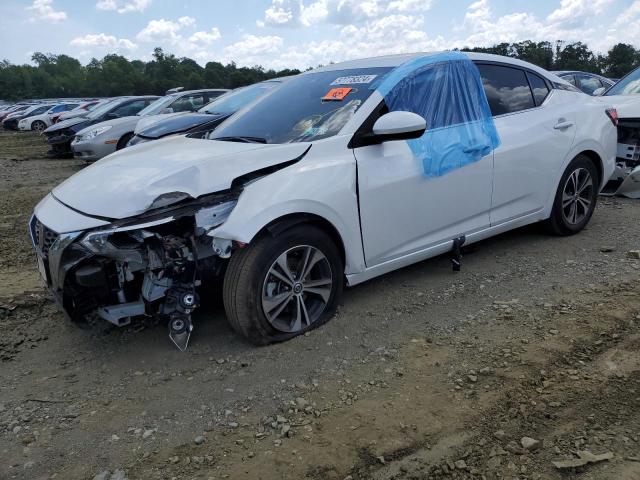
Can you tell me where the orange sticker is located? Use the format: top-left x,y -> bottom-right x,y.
322,87 -> 352,101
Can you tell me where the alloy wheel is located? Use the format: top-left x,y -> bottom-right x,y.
261,245 -> 333,333
562,167 -> 593,225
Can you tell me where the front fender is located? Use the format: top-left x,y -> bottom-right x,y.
211,147 -> 366,275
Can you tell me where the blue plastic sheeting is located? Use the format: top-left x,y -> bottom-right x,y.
374,51 -> 500,177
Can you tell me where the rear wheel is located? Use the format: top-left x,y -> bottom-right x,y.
223,224 -> 343,344
545,154 -> 599,235
117,132 -> 134,150
32,120 -> 46,132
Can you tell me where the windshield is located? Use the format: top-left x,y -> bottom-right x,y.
606,68 -> 640,96
200,82 -> 280,115
86,99 -> 121,119
137,95 -> 175,116
210,68 -> 392,144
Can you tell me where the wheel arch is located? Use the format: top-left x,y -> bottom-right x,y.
578,149 -> 604,186
258,213 -> 347,268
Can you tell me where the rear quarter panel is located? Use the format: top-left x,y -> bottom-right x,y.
542,91 -> 616,216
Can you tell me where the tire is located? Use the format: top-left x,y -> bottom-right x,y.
223,224 -> 343,345
117,132 -> 134,150
32,120 -> 46,132
544,154 -> 599,236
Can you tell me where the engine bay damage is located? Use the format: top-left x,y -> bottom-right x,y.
33,193 -> 239,351
603,118 -> 640,198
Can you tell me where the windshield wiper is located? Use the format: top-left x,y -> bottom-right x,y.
214,136 -> 267,144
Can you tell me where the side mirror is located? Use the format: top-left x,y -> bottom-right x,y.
105,112 -> 118,119
371,111 -> 426,142
593,87 -> 606,96
162,107 -> 174,114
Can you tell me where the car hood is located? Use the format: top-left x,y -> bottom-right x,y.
137,113 -> 223,139
46,116 -> 89,132
76,116 -> 137,135
135,112 -> 185,133
601,95 -> 640,118
52,136 -> 310,219
59,110 -> 88,121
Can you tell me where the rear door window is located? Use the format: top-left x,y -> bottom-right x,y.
526,72 -> 550,106
111,99 -> 149,117
170,94 -> 206,112
476,64 -> 535,116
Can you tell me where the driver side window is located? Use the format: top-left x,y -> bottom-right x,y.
385,63 -> 482,130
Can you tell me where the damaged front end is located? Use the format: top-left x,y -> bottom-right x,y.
30,192 -> 239,350
603,118 -> 640,198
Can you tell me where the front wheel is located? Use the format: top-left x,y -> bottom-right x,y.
32,120 -> 46,132
223,224 -> 343,344
544,154 -> 599,235
117,132 -> 134,150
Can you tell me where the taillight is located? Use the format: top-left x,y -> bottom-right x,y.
606,108 -> 619,127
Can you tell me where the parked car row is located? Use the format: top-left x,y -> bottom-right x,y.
0,98 -> 104,130
29,51 -> 640,353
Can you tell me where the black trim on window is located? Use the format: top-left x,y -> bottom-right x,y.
348,100 -> 389,149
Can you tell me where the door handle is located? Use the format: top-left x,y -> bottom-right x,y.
554,120 -> 574,130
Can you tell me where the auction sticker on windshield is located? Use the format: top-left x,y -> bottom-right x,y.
322,87 -> 352,101
331,75 -> 377,85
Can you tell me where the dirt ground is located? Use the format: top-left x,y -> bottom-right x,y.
1,130 -> 640,480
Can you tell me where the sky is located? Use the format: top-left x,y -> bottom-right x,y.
1,0 -> 640,70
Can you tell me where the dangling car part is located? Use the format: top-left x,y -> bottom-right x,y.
595,68 -> 640,198
30,52 -> 616,351
600,119 -> 640,198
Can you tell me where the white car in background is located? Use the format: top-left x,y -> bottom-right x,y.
18,102 -> 79,132
52,100 -> 103,124
30,52 -> 616,351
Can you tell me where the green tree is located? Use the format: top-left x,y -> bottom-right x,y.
600,43 -> 640,78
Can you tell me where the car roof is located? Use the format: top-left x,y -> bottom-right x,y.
165,88 -> 230,98
553,70 -> 613,80
310,51 -> 561,82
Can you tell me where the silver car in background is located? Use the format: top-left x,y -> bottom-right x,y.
71,89 -> 229,162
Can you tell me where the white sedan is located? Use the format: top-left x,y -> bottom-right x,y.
18,102 -> 79,132
30,52 -> 616,350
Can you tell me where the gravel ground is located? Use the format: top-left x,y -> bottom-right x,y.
0,130 -> 639,480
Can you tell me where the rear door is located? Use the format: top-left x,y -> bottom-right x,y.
477,63 -> 577,225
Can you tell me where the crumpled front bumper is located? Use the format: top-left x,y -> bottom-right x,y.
29,194 -> 110,318
29,215 -> 89,317
71,138 -> 116,162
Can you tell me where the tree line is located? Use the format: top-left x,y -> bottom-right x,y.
462,40 -> 640,79
1,41 -> 640,101
0,48 -> 301,101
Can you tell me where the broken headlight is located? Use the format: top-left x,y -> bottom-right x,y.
80,196 -> 238,255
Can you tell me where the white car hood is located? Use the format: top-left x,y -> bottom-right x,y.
600,95 -> 640,118
52,136 -> 310,220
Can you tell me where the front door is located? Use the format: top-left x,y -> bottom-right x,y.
354,60 -> 497,267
